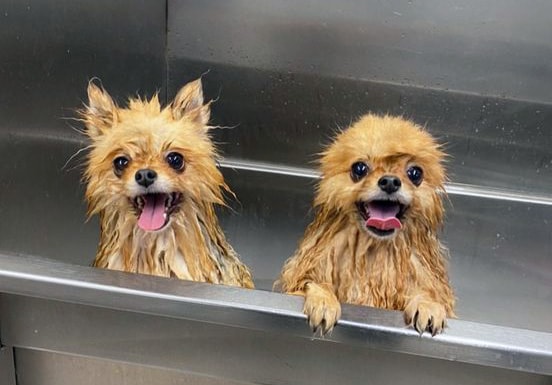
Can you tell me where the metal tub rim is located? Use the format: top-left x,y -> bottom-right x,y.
0,252 -> 550,376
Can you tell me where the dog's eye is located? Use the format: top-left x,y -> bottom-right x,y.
113,156 -> 130,176
407,166 -> 424,186
351,161 -> 369,182
166,152 -> 185,171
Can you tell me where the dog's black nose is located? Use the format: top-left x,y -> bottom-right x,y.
378,175 -> 401,194
135,169 -> 157,188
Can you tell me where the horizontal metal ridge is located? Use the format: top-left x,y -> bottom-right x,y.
220,158 -> 552,206
0,253 -> 550,375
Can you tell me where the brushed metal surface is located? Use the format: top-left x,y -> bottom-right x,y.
0,0 -> 167,268
15,349 -> 252,385
168,1 -> 552,195
0,0 -> 167,139
0,346 -> 16,385
169,0 -> 552,103
0,347 -> 16,385
168,61 -> 552,196
0,256 -> 551,376
1,293 -> 551,383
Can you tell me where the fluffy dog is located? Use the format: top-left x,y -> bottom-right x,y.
277,114 -> 454,335
81,78 -> 254,288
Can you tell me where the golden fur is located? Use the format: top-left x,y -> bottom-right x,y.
81,78 -> 253,288
276,114 -> 454,335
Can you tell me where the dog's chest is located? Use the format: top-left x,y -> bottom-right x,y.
104,231 -> 195,278
336,249 -> 410,310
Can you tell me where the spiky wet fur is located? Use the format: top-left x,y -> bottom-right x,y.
81,78 -> 253,288
276,114 -> 454,334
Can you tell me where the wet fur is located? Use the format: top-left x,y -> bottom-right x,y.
276,114 -> 454,334
81,78 -> 253,288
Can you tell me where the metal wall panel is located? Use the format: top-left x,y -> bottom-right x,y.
0,347 -> 16,385
0,0 -> 167,137
169,0 -> 552,103
15,349 -> 251,385
0,0 -> 167,264
167,0 -> 552,195
4,296 -> 550,385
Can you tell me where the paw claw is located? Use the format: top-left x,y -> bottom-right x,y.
303,284 -> 341,337
404,298 -> 447,337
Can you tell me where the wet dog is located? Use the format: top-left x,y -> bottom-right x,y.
81,78 -> 254,288
277,114 -> 454,334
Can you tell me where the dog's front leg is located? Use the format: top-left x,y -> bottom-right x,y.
404,293 -> 448,336
302,282 -> 341,335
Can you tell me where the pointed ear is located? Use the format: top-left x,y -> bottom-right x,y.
83,80 -> 117,138
171,78 -> 210,125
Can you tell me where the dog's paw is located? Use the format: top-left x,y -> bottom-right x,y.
404,298 -> 447,336
303,283 -> 342,336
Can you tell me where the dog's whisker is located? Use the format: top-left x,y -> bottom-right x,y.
62,145 -> 93,171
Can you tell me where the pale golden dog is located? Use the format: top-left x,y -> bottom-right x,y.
277,114 -> 455,335
81,78 -> 253,288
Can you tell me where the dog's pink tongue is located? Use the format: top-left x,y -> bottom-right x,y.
138,194 -> 166,231
366,203 -> 402,230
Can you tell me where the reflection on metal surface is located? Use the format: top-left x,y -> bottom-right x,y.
0,347 -> 16,385
0,0 -> 166,136
15,349 -> 252,385
170,60 -> 552,196
169,0 -> 552,103
0,254 -> 551,377
6,296 -> 550,385
220,158 -> 552,205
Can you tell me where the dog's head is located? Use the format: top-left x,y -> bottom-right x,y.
316,114 -> 446,240
82,78 -> 226,232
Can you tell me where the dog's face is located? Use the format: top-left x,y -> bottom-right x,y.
316,114 -> 446,240
82,78 -> 226,232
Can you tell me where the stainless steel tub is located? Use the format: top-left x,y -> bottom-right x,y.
0,1 -> 550,384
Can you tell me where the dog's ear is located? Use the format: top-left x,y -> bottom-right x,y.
171,78 -> 210,126
84,80 -> 117,138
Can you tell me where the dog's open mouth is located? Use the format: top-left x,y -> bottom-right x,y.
132,193 -> 182,232
357,200 -> 407,237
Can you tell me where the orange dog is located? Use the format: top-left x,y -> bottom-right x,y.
81,78 -> 253,288
277,114 -> 454,335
